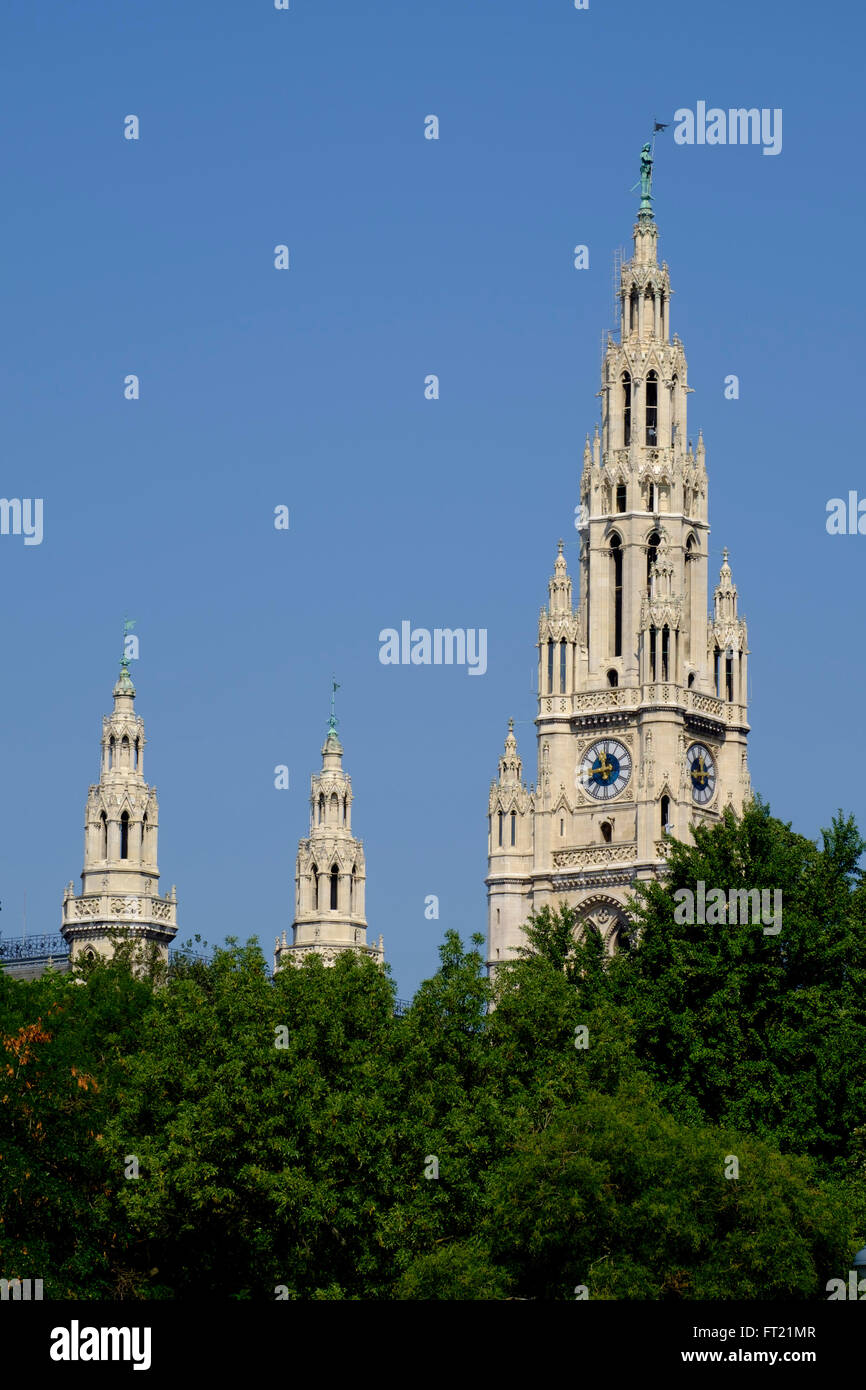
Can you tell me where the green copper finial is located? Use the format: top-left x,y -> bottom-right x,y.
119,617 -> 136,673
630,122 -> 668,219
328,677 -> 341,735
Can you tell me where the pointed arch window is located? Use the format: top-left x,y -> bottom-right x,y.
108,738 -> 115,771
647,531 -> 660,596
120,811 -> 129,860
726,649 -> 735,703
100,811 -> 108,859
510,810 -> 517,846
547,641 -> 554,694
607,668 -> 618,688
559,640 -> 567,693
615,483 -> 627,513
661,626 -> 670,682
645,371 -> 658,445
601,821 -> 612,844
318,794 -> 325,826
670,375 -> 678,446
134,738 -> 140,770
622,373 -> 631,446
311,863 -> 320,911
141,811 -> 148,858
609,534 -> 623,657
661,795 -> 671,833
498,811 -> 503,847
330,792 -> 339,823
330,863 -> 339,911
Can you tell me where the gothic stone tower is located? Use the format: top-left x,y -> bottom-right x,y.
274,719 -> 384,971
61,662 -> 178,965
486,165 -> 750,970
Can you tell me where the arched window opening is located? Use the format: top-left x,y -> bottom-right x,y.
121,736 -> 130,768
650,627 -> 657,682
311,863 -> 320,910
342,797 -> 347,825
330,792 -> 339,823
330,864 -> 339,911
714,649 -> 721,697
510,810 -> 517,846
687,671 -> 695,689
100,811 -> 108,859
670,376 -> 678,446
645,371 -> 658,445
498,811 -> 503,847
108,738 -> 114,771
647,531 -> 660,595
607,668 -> 618,688
661,795 -> 671,834
141,812 -> 148,857
120,811 -> 129,860
601,821 -> 612,844
559,640 -> 567,693
318,795 -> 325,826
726,650 -> 735,702
629,289 -> 638,333
622,373 -> 632,446
134,738 -> 140,770
547,641 -> 554,693
661,626 -> 670,682
648,482 -> 656,511
560,818 -> 565,837
349,865 -> 357,912
616,483 -> 627,513
610,534 -> 623,657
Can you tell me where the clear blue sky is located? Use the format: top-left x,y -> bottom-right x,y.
1,0 -> 862,996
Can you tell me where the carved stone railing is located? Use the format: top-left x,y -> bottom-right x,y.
60,892 -> 177,933
571,688 -> 640,715
538,683 -> 748,725
553,843 -> 638,869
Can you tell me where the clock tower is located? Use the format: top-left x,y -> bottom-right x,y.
486,148 -> 751,968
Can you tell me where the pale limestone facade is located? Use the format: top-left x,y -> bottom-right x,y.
274,722 -> 384,971
60,664 -> 178,965
486,200 -> 750,969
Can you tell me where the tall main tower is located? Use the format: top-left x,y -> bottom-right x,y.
275,709 -> 384,971
61,657 -> 178,965
486,144 -> 750,969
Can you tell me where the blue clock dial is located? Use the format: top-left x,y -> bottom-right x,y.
687,743 -> 716,804
577,739 -> 632,801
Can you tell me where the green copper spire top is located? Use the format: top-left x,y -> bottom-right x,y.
327,677 -> 341,737
632,123 -> 668,221
114,616 -> 136,695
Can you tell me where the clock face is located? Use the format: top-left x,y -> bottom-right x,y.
578,738 -> 632,801
688,743 -> 717,804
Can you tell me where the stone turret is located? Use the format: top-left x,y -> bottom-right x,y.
60,660 -> 178,965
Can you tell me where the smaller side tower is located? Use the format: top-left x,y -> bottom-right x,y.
275,712 -> 384,971
60,659 -> 178,965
